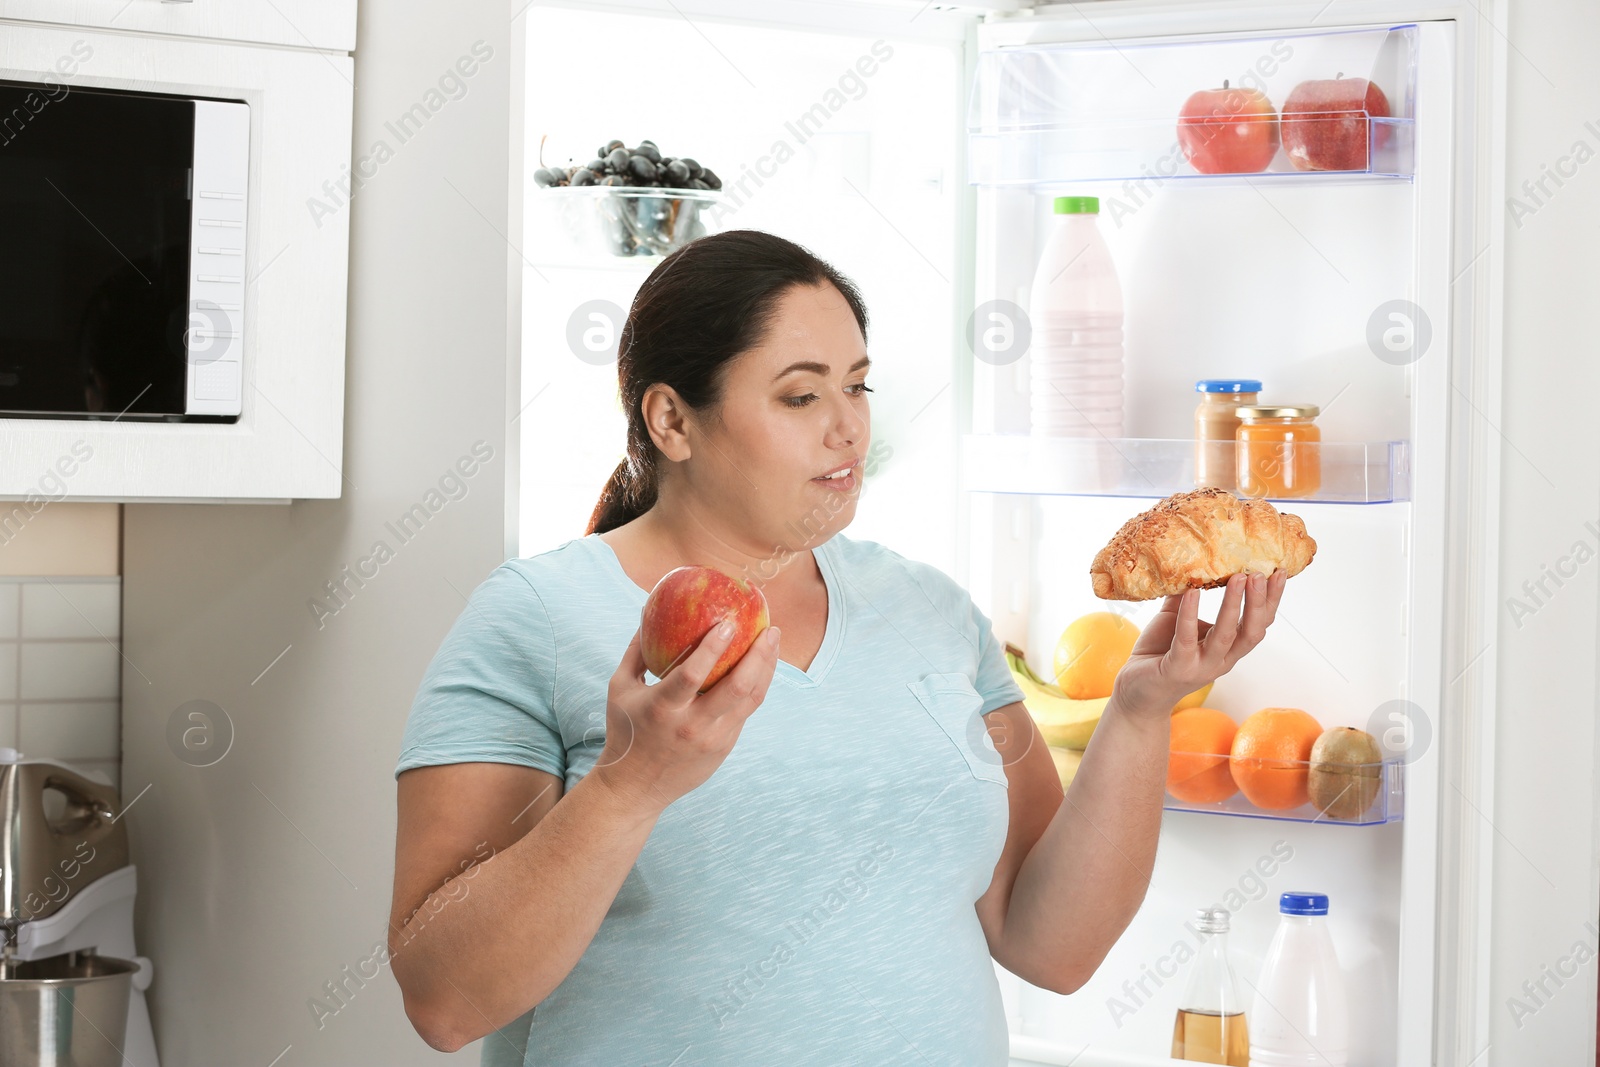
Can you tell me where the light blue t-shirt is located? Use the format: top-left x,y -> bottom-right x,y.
395,530 -> 1027,1066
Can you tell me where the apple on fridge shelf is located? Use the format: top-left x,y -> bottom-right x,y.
640,565 -> 770,693
1176,79 -> 1280,174
1281,73 -> 1393,171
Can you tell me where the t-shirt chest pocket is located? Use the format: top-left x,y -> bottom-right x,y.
907,672 -> 1008,786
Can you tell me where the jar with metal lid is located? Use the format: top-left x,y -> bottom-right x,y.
1194,379 -> 1262,490
1235,404 -> 1321,498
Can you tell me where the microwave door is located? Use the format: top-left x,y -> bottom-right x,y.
0,84 -> 247,422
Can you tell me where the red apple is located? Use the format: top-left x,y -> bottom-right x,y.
640,565 -> 770,693
1177,79 -> 1279,174
1281,75 -> 1391,172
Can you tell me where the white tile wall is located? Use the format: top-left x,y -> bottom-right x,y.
0,577 -> 122,794
0,584 -> 17,638
22,582 -> 121,639
19,643 -> 121,700
20,702 -> 121,760
0,644 -> 15,703
0,591 -> 14,723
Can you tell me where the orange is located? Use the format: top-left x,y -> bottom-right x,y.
1053,613 -> 1140,699
1229,708 -> 1324,810
1167,708 -> 1239,804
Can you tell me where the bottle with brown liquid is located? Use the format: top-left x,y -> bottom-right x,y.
1172,906 -> 1250,1065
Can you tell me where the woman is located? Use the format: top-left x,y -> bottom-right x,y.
388,230 -> 1285,1065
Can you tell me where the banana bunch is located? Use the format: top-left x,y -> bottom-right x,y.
1006,641 -> 1214,755
1005,642 -> 1108,750
1048,745 -> 1085,791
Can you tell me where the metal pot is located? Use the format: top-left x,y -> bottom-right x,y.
0,952 -> 136,1067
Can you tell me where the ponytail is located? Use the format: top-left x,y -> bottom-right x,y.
585,450 -> 657,536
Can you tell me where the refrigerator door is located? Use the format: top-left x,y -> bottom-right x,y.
965,14 -> 1467,1067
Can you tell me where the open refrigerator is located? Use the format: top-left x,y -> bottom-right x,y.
520,2 -> 1503,1064
953,9 -> 1494,1067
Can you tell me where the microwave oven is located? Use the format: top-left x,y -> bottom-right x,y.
0,80 -> 249,422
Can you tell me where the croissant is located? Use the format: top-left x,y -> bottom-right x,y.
1090,488 -> 1316,601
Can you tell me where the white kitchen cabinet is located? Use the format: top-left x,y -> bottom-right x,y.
0,21 -> 353,501
0,0 -> 356,52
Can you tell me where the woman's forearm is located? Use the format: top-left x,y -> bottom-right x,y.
390,771 -> 662,1052
1004,693 -> 1171,993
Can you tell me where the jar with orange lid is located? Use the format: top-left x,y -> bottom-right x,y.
1235,405 -> 1321,498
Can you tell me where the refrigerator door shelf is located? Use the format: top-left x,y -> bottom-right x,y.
969,117 -> 1416,187
968,23 -> 1418,186
1164,754 -> 1405,826
961,434 -> 1410,504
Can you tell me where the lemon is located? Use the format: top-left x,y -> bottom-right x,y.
1052,612 -> 1140,699
1173,682 -> 1214,713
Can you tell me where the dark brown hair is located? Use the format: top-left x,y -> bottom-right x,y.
584,229 -> 869,536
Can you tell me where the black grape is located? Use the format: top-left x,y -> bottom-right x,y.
543,140 -> 720,197
628,155 -> 657,181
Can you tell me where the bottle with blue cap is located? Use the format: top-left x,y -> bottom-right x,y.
1248,891 -> 1349,1066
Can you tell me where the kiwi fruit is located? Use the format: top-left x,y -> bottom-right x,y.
1307,727 -> 1383,820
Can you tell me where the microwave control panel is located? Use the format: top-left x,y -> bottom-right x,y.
186,99 -> 250,418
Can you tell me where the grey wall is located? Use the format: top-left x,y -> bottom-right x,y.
120,2 -> 514,1063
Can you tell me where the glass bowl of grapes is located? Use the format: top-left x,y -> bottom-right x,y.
535,138 -> 725,258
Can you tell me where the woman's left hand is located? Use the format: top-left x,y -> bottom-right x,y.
1111,569 -> 1287,719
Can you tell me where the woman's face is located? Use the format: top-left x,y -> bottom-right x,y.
657,282 -> 871,554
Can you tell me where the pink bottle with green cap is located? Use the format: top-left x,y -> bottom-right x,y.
1027,195 -> 1124,439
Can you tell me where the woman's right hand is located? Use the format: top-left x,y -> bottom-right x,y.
592,621 -> 782,814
